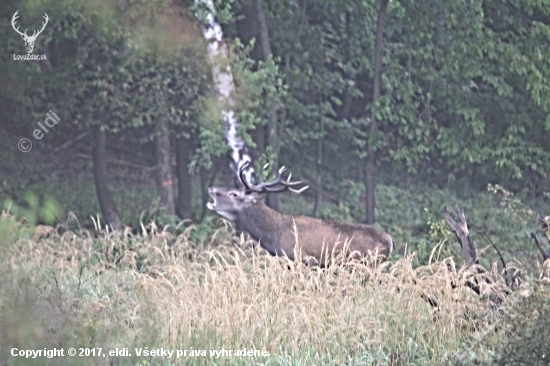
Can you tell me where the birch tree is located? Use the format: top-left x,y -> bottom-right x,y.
194,0 -> 256,186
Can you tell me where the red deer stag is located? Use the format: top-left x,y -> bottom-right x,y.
207,162 -> 393,266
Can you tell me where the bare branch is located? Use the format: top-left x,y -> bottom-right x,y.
531,233 -> 550,261
444,205 -> 478,266
470,221 -> 508,286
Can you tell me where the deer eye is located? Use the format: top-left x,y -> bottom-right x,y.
228,192 -> 238,197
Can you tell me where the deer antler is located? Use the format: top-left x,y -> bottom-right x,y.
11,11 -> 48,39
34,13 -> 49,37
11,11 -> 27,37
239,161 -> 309,194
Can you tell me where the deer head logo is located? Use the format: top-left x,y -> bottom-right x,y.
11,11 -> 49,54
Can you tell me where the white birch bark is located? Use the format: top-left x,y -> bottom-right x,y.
195,0 -> 255,186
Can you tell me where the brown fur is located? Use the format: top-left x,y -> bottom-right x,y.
207,187 -> 393,265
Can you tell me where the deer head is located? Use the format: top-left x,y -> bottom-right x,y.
207,161 -> 308,221
12,11 -> 49,54
207,162 -> 393,266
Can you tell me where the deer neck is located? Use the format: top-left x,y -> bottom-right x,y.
237,202 -> 287,256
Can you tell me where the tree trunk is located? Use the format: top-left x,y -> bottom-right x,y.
255,0 -> 279,210
199,167 -> 208,222
255,0 -> 272,61
155,97 -> 175,216
313,103 -> 324,217
365,156 -> 376,224
365,0 -> 388,225
312,142 -> 323,218
176,135 -> 192,220
236,0 -> 262,60
91,126 -> 122,231
195,0 -> 256,187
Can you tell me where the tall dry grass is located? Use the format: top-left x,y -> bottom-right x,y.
0,212 -> 544,365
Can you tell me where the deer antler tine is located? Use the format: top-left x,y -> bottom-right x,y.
286,172 -> 304,186
11,11 -> 24,35
262,166 -> 284,188
278,166 -> 286,174
239,160 -> 253,190
258,163 -> 269,182
39,13 -> 49,31
285,174 -> 301,184
290,185 -> 309,194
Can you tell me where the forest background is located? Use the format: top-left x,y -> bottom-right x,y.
0,0 -> 549,364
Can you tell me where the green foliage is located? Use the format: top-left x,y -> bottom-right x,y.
261,0 -> 550,194
2,192 -> 64,226
192,40 -> 288,171
192,0 -> 237,25
490,286 -> 550,366
190,96 -> 226,172
0,212 -> 33,248
2,0 -> 549,275
488,184 -> 547,226
423,216 -> 454,262
230,42 -> 289,146
453,285 -> 550,366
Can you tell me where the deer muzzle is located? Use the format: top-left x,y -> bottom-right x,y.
206,187 -> 216,210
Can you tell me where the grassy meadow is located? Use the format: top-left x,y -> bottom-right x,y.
1,210 -> 549,366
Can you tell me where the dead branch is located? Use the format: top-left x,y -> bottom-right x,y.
443,205 -> 499,297
531,233 -> 550,262
444,205 -> 478,266
75,153 -> 156,171
532,229 -> 550,281
470,222 -> 509,286
53,132 -> 88,152
540,215 -> 550,245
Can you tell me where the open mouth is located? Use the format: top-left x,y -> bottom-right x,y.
206,188 -> 216,210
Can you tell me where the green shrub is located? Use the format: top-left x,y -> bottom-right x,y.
491,285 -> 550,366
